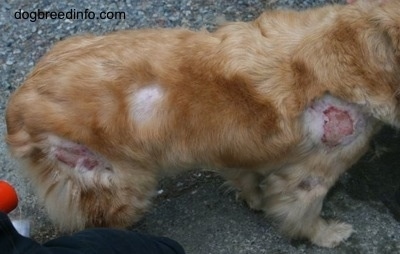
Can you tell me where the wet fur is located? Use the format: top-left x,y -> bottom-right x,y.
5,0 -> 400,248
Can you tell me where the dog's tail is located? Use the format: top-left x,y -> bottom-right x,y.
5,91 -> 36,159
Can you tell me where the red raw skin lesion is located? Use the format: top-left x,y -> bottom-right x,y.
322,106 -> 354,147
55,145 -> 99,170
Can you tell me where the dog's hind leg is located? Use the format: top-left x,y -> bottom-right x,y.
7,131 -> 157,231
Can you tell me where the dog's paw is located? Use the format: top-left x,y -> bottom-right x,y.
235,191 -> 264,211
311,221 -> 354,248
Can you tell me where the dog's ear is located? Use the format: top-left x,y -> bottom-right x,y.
370,1 -> 400,55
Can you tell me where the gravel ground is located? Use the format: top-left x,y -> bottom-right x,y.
1,0 -> 400,253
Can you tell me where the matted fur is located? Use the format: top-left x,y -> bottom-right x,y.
5,0 -> 400,248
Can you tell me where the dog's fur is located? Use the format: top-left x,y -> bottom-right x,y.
5,0 -> 400,248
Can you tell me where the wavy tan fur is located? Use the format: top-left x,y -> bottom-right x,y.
6,0 -> 400,248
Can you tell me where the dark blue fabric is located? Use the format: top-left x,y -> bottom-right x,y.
0,212 -> 185,254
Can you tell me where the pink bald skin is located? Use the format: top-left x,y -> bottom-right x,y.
322,106 -> 354,147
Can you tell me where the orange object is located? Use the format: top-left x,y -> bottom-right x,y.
0,180 -> 18,213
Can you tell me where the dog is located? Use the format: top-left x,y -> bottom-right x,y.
5,0 -> 400,248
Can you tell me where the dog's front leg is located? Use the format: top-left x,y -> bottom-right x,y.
220,170 -> 265,211
261,164 -> 353,248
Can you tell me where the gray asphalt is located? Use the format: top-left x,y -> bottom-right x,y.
1,0 -> 400,253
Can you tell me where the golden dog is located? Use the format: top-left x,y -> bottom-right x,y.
5,0 -> 400,248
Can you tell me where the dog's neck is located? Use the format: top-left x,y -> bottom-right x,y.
250,2 -> 400,125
